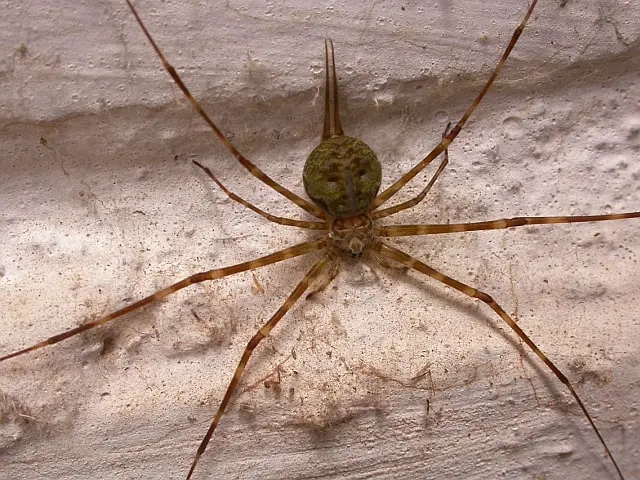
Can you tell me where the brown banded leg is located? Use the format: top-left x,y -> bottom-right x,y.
124,0 -> 326,220
365,248 -> 408,273
372,122 -> 451,220
372,239 -> 625,480
376,212 -> 640,237
372,0 -> 538,209
0,237 -> 329,362
186,254 -> 333,479
322,38 -> 343,139
192,160 -> 327,230
306,257 -> 341,300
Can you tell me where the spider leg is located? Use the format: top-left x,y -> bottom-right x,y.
306,257 -> 340,299
193,160 -> 326,230
372,239 -> 625,480
124,0 -> 326,220
377,212 -> 640,237
372,0 -> 538,209
186,253 -> 333,479
323,39 -> 343,139
0,237 -> 329,362
372,155 -> 447,220
372,122 -> 451,220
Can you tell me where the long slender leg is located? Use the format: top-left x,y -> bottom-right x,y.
193,160 -> 326,230
372,123 -> 451,220
377,212 -> 640,237
372,156 -> 447,220
124,0 -> 326,220
186,254 -> 332,479
306,257 -> 341,299
372,239 -> 625,480
372,0 -> 538,209
0,237 -> 329,362
323,39 -> 343,140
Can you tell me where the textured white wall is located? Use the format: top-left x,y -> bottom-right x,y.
1,1 -> 639,479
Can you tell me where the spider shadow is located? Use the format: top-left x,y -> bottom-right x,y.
366,245 -> 572,410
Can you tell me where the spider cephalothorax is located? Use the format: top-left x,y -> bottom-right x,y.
329,214 -> 376,257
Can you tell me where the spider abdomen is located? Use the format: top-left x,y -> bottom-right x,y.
303,135 -> 382,218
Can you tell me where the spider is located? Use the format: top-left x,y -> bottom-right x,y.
1,0 -> 638,478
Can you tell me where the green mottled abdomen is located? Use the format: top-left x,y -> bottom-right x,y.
303,136 -> 381,218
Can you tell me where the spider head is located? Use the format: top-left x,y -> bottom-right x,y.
330,215 -> 374,258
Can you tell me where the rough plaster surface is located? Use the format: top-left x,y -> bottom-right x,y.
1,1 -> 639,479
